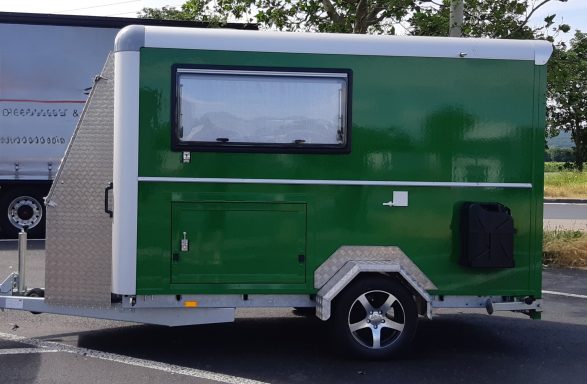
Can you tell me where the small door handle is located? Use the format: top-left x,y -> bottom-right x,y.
104,182 -> 113,217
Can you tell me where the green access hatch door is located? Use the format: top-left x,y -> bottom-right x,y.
171,202 -> 307,284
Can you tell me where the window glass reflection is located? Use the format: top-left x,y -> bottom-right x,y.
178,71 -> 347,146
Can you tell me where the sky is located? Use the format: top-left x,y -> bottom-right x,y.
0,1 -> 186,18
1,0 -> 586,41
528,0 -> 587,41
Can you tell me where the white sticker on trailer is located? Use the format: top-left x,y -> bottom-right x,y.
5,298 -> 24,309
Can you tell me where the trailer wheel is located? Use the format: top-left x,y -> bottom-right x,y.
25,288 -> 45,314
0,187 -> 46,239
331,276 -> 417,360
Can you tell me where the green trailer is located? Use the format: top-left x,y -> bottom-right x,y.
0,25 -> 552,359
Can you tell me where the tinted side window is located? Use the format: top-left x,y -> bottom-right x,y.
172,67 -> 351,153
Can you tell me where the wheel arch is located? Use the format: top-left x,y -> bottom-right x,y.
314,246 -> 436,321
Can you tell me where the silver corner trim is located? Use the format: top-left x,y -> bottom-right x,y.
115,25 -> 146,52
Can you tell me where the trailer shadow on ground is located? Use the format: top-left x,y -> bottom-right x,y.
36,312 -> 585,384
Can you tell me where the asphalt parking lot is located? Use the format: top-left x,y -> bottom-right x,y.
0,241 -> 586,384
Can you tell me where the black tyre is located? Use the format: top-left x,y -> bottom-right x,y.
331,275 -> 418,360
0,186 -> 47,239
25,288 -> 45,314
25,288 -> 45,298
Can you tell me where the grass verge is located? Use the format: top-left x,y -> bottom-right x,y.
544,171 -> 587,199
543,229 -> 587,268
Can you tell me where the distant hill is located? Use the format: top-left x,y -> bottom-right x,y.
547,130 -> 574,148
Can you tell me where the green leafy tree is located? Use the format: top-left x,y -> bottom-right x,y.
140,0 -> 418,33
545,147 -> 576,162
410,0 -> 569,39
140,0 -> 569,37
253,0 -> 416,33
548,31 -> 587,170
139,0 -> 229,24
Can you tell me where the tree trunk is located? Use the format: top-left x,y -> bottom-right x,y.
449,0 -> 464,37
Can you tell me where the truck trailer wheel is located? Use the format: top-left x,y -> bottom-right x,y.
0,187 -> 46,239
25,288 -> 45,314
331,276 -> 418,360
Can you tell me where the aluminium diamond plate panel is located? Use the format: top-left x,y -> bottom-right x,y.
314,246 -> 437,291
44,55 -> 114,307
315,260 -> 434,321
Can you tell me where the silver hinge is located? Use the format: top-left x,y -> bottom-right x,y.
182,152 -> 191,164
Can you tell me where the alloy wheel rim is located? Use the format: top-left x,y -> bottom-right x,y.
347,290 -> 406,349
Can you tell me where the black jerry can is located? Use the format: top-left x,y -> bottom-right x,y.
460,202 -> 515,268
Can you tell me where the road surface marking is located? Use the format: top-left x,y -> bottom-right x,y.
0,332 -> 267,384
542,290 -> 587,299
544,203 -> 587,206
0,348 -> 60,355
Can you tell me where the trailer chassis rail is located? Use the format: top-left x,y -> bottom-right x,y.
0,295 -> 235,326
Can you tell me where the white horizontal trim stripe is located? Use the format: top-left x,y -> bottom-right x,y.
138,177 -> 532,189
143,26 -> 553,65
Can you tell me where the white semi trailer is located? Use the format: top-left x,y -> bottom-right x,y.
0,13 -> 252,239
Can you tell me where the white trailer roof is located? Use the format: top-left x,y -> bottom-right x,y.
115,25 -> 553,65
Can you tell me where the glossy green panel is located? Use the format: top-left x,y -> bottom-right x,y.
171,202 -> 306,284
136,47 -> 545,297
138,48 -> 536,183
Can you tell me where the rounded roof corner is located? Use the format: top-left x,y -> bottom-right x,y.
115,25 -> 145,52
534,40 -> 554,65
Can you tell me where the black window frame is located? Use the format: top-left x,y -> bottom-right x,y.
170,64 -> 352,154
